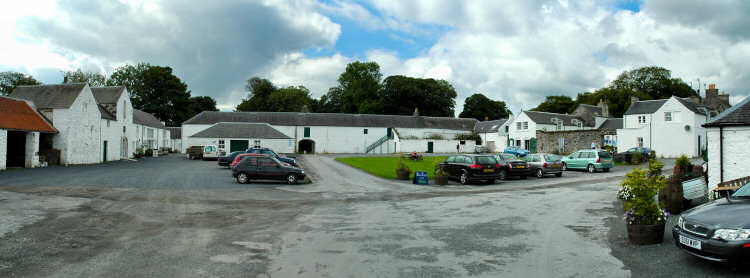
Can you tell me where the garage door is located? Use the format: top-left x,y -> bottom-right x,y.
230,140 -> 249,152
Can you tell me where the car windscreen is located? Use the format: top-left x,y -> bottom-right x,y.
476,156 -> 497,164
732,182 -> 750,197
544,154 -> 560,161
598,151 -> 612,158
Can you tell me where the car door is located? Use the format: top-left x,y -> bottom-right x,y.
242,157 -> 259,178
523,155 -> 535,172
257,157 -> 284,180
567,152 -> 581,168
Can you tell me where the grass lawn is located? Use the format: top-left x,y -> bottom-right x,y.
336,155 -> 449,179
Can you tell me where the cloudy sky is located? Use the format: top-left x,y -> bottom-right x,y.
2,0 -> 749,114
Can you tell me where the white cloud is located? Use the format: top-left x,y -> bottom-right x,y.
264,52 -> 351,97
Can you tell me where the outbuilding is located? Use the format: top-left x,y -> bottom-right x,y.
703,96 -> 750,193
0,96 -> 57,170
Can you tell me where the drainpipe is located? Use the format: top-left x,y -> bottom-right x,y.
649,114 -> 653,149
719,126 -> 724,184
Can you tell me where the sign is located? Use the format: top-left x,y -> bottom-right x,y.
413,171 -> 429,185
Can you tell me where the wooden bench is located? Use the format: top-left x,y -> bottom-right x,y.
713,176 -> 750,199
400,154 -> 423,161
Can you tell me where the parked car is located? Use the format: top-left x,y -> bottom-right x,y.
503,146 -> 530,157
561,150 -> 614,173
202,145 -> 221,160
218,151 -> 245,168
232,155 -> 306,185
246,147 -> 297,166
492,153 -> 530,180
186,145 -> 204,160
523,153 -> 563,178
673,181 -> 750,264
231,153 -> 268,169
616,147 -> 651,163
439,154 -> 502,185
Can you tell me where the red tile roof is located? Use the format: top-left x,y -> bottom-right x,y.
0,96 -> 57,133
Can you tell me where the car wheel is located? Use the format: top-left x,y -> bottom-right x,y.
555,172 -> 562,177
286,173 -> 298,185
460,171 -> 468,185
486,179 -> 495,184
536,169 -> 544,178
587,164 -> 596,173
499,169 -> 508,180
236,172 -> 249,184
603,168 -> 610,172
561,163 -> 567,171
189,155 -> 194,160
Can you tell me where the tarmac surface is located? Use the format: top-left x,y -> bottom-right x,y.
0,154 -> 746,277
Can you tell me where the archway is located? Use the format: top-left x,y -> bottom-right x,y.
298,139 -> 315,154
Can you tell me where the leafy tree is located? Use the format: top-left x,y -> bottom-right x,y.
266,86 -> 313,112
62,69 -> 107,87
0,71 -> 41,95
107,63 -> 192,126
458,93 -> 512,121
189,96 -> 218,114
316,86 -> 345,113
531,95 -> 576,114
379,75 -> 457,117
235,77 -> 278,111
335,61 -> 383,114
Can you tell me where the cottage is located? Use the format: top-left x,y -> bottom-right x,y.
91,86 -> 135,161
133,109 -> 170,154
508,110 -> 593,151
703,96 -> 750,192
11,83 -> 102,165
182,111 -> 478,154
474,118 -> 510,152
0,96 -> 57,170
617,96 -> 708,158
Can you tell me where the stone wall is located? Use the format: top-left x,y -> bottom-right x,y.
535,129 -> 617,155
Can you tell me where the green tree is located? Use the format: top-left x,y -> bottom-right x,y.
379,75 -> 457,117
335,61 -> 383,114
531,95 -> 576,114
316,87 -> 345,113
62,69 -> 107,87
0,71 -> 41,95
107,63 -> 192,126
235,77 -> 278,111
189,96 -> 218,114
459,93 -> 512,121
266,86 -> 314,112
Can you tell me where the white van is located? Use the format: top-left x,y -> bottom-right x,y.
202,145 -> 221,160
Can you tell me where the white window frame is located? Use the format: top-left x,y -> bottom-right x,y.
516,122 -> 522,130
522,122 -> 528,130
218,140 -> 225,149
664,112 -> 672,122
637,137 -> 644,147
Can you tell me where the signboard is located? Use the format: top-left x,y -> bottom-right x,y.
682,177 -> 708,203
413,171 -> 429,185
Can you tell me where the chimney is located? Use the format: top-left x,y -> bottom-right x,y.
630,96 -> 639,107
300,105 -> 310,113
64,76 -> 69,83
413,108 -> 419,117
597,99 -> 610,117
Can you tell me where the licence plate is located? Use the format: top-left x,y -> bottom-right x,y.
679,235 -> 701,250
604,160 -> 611,163
484,169 -> 494,172
516,165 -> 525,168
551,164 -> 559,167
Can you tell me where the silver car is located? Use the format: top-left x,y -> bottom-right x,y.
523,153 -> 563,178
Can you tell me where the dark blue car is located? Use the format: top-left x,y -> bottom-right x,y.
246,147 -> 297,166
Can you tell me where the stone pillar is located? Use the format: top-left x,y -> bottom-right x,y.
25,132 -> 40,168
0,129 -> 7,170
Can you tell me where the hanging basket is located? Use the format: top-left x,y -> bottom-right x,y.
626,222 -> 665,245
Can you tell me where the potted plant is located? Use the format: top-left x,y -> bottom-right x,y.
434,161 -> 449,186
618,159 -> 669,245
675,154 -> 691,173
395,158 -> 412,180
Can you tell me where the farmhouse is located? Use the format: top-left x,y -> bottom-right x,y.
91,86 -> 135,161
182,111 -> 478,154
703,96 -> 750,192
0,96 -> 58,170
474,118 -> 510,152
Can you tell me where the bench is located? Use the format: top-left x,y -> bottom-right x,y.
400,154 -> 423,162
713,175 -> 750,199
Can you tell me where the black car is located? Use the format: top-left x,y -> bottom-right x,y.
672,181 -> 750,263
218,151 -> 245,168
439,154 -> 502,185
246,147 -> 297,166
232,155 -> 305,184
492,153 -> 530,180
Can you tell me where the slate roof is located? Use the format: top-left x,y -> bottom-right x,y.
474,119 -> 509,133
183,111 -> 478,131
190,123 -> 290,139
167,127 -> 182,139
599,118 -> 623,129
0,96 -> 57,133
91,87 -> 125,104
675,97 -> 707,115
523,111 -> 592,127
133,109 -> 166,129
10,83 -> 88,109
576,104 -> 603,116
98,105 -> 116,120
623,99 -> 667,115
704,96 -> 750,127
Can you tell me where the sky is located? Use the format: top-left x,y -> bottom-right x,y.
1,0 -> 749,115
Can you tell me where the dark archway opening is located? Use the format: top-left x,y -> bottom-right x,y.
298,139 -> 315,154
7,131 -> 26,167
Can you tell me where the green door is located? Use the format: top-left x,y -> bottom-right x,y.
427,142 -> 434,153
387,128 -> 392,138
529,138 -> 537,152
230,140 -> 249,152
304,127 -> 311,137
103,141 -> 107,161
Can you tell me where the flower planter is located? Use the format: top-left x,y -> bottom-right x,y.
434,175 -> 448,186
626,222 -> 665,245
396,170 -> 411,180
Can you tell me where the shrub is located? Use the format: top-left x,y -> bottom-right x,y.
675,154 -> 690,168
395,158 -> 411,173
425,133 -> 445,140
454,132 -> 481,141
630,151 -> 642,165
145,149 -> 153,156
618,159 -> 668,225
434,161 -> 448,177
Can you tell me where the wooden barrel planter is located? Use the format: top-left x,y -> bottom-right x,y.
627,222 -> 665,245
434,174 -> 448,186
659,179 -> 684,214
396,170 -> 411,180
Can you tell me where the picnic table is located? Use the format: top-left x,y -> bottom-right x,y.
400,153 -> 423,162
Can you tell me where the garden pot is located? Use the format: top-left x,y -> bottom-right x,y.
659,179 -> 684,214
626,222 -> 665,245
686,164 -> 694,173
396,170 -> 411,180
434,175 -> 448,186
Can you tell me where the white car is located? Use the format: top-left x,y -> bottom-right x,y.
202,145 -> 221,160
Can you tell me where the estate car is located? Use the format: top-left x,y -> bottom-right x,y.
561,150 -> 614,173
232,155 -> 305,185
439,154 -> 502,185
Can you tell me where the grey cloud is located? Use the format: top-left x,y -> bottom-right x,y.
18,0 -> 339,108
643,0 -> 750,42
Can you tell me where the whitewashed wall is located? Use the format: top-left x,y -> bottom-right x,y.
398,139 -> 476,153
706,126 -> 750,193
171,139 -> 182,152
649,98 -> 705,158
188,137 -> 291,153
24,132 -> 39,168
117,90 -> 136,159
290,125 -> 392,154
52,86 -> 101,165
100,119 -> 121,162
181,124 -> 212,152
508,112 -> 536,149
0,129 -> 6,170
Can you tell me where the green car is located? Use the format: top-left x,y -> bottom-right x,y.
561,150 -> 614,173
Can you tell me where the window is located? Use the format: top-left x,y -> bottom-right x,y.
218,140 -> 225,149
304,127 -> 310,137
516,122 -> 522,130
505,126 -> 509,132
522,122 -> 528,130
147,128 -> 154,138
664,112 -> 672,122
515,140 -> 521,146
123,126 -> 126,133
556,120 -> 562,130
524,139 -> 530,149
460,141 -> 466,145
363,129 -> 368,134
637,137 -> 644,147
254,140 -> 261,148
107,120 -> 110,127
638,116 -> 646,124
